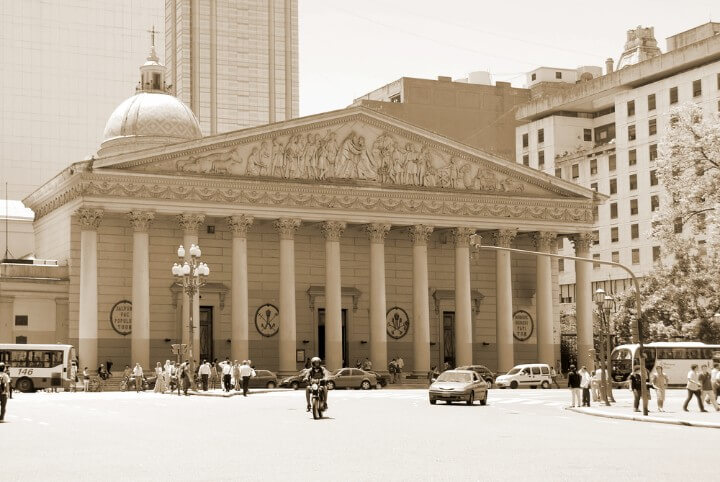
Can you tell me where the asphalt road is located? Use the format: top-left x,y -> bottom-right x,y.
1,388 -> 717,482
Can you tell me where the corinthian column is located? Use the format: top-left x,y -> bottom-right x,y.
321,221 -> 346,371
77,208 -> 103,372
274,218 -> 301,374
177,213 -> 205,358
129,210 -> 154,370
452,227 -> 476,367
227,215 -> 254,362
365,223 -> 391,371
533,231 -> 557,367
571,232 -> 594,371
494,229 -> 517,373
410,225 -> 433,375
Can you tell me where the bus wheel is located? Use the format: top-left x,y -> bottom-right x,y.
17,377 -> 35,393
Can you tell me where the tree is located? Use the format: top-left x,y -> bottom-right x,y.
612,104 -> 720,344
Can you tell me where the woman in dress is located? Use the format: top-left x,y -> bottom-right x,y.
154,362 -> 165,393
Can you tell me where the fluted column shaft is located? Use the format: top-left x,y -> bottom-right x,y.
275,218 -> 301,374
410,225 -> 433,375
178,213 -> 204,360
366,223 -> 390,371
129,211 -> 154,369
453,227 -> 475,367
534,232 -> 557,367
572,233 -> 594,370
322,221 -> 346,370
228,215 -> 254,362
77,209 -> 103,372
494,229 -> 517,373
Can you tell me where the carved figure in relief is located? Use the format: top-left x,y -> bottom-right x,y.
417,145 -> 432,186
336,132 -> 376,180
499,176 -> 525,192
304,133 -> 320,179
284,135 -> 301,178
372,133 -> 395,184
176,146 -> 243,175
476,169 -> 501,191
404,143 -> 419,185
270,138 -> 285,177
296,135 -> 308,178
317,130 -> 338,179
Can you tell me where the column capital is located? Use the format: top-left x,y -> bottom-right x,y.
128,210 -> 154,232
227,214 -> 254,238
532,231 -> 557,252
177,213 -> 205,234
365,223 -> 391,244
408,224 -> 434,246
451,227 -> 476,247
491,229 -> 517,248
273,218 -> 301,240
570,232 -> 594,253
76,208 -> 104,231
320,221 -> 346,242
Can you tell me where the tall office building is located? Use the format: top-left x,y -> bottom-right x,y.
166,0 -> 299,135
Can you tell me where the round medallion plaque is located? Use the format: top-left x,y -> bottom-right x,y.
255,303 -> 280,337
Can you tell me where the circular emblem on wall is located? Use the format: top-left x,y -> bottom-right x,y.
513,310 -> 534,342
255,303 -> 280,337
110,300 -> 132,336
386,307 -> 410,339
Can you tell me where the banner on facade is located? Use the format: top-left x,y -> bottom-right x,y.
110,300 -> 132,336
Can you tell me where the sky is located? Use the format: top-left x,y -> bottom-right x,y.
297,0 -> 718,116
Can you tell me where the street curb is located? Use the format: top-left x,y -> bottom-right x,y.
567,407 -> 720,429
189,389 -> 293,397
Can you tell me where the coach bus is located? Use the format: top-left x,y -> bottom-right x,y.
0,344 -> 76,392
611,342 -> 720,386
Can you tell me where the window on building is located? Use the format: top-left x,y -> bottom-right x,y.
15,336 -> 27,344
593,253 -> 601,269
531,73 -> 537,81
670,86 -> 678,104
611,251 -> 620,263
523,154 -> 529,166
630,199 -> 639,216
650,170 -> 658,186
631,223 -> 639,239
609,178 -> 617,195
648,118 -> 657,136
648,93 -> 656,111
608,154 -> 616,171
610,202 -> 618,219
15,315 -> 28,326
611,227 -> 619,243
632,248 -> 640,264
558,259 -> 564,271
628,124 -> 636,141
693,79 -> 702,97
627,100 -> 635,117
590,182 -> 598,192
629,174 -> 637,190
653,246 -> 661,263
651,195 -> 660,212
593,205 -> 599,222
584,128 -> 592,141
555,71 -> 562,79
590,159 -> 597,175
555,167 -> 562,178
522,133 -> 528,148
571,164 -> 579,179
538,150 -> 545,168
538,128 -> 544,144
629,149 -> 637,166
649,144 -> 658,161
674,217 -> 683,234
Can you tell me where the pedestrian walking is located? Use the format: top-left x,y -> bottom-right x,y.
239,360 -> 256,396
233,360 -> 241,391
133,363 -> 144,393
396,356 -> 404,384
83,367 -> 90,392
97,364 -> 109,391
700,365 -> 719,411
210,359 -> 219,390
163,360 -> 173,393
0,362 -> 10,422
591,368 -> 602,402
550,366 -> 560,389
220,358 -> 233,392
651,366 -> 668,412
579,366 -> 591,407
180,362 -> 190,396
428,366 -> 440,385
198,360 -> 210,391
154,362 -> 165,393
567,365 -> 581,408
388,359 -> 397,384
69,362 -> 78,392
713,363 -> 720,402
628,366 -> 643,412
683,364 -> 706,412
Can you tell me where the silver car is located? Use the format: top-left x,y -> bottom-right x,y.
327,368 -> 377,390
429,369 -> 488,405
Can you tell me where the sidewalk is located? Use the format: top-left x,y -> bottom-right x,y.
568,389 -> 720,428
190,387 -> 293,397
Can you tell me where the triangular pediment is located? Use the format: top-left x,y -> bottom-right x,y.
93,107 -> 597,201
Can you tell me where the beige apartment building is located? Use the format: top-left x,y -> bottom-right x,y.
515,23 -> 720,308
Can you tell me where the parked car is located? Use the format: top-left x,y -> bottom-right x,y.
248,369 -> 278,388
327,368 -> 377,390
366,371 -> 387,387
280,369 -> 309,390
455,365 -> 495,386
429,369 -> 488,405
494,363 -> 552,389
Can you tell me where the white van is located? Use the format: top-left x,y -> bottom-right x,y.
494,363 -> 552,389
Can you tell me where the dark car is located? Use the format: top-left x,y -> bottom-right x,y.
456,365 -> 495,386
366,371 -> 387,387
249,369 -> 278,388
280,369 -> 309,390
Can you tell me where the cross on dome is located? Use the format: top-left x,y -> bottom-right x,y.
137,25 -> 166,93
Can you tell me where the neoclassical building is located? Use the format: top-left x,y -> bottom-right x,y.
18,50 -> 602,375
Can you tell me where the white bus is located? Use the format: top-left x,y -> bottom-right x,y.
611,342 -> 720,386
0,344 -> 77,392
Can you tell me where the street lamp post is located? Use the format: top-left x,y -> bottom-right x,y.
594,288 -> 613,406
171,244 -> 210,389
603,294 -> 616,403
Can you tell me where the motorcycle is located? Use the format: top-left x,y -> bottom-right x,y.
309,379 -> 327,420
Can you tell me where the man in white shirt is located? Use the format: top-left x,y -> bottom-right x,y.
0,362 -> 11,422
132,363 -> 144,393
682,364 -> 705,412
396,357 -> 404,384
579,366 -> 591,407
221,358 -> 233,392
198,360 -> 211,391
239,360 -> 256,397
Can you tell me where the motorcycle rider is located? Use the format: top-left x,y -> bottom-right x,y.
304,357 -> 330,412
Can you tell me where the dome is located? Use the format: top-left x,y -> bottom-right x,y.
98,92 -> 202,157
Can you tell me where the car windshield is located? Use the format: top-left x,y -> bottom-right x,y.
436,372 -> 471,383
507,368 -> 521,375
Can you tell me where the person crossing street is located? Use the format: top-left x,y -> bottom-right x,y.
239,360 -> 256,397
0,362 -> 10,422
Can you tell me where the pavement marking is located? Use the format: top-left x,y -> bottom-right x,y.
23,418 -> 33,422
520,400 -> 545,405
38,422 -> 49,426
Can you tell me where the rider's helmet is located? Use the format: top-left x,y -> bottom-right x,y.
311,357 -> 322,368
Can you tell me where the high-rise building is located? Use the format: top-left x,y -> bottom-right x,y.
166,0 -> 299,135
514,23 -> 720,304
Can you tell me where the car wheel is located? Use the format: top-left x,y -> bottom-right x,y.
291,381 -> 299,390
429,398 -> 437,405
541,381 -> 550,389
266,381 -> 276,389
327,380 -> 335,390
361,380 -> 371,390
466,392 -> 474,405
480,391 -> 488,406
16,377 -> 34,393
510,381 -> 518,389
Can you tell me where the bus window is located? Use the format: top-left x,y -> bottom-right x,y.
672,348 -> 687,360
51,351 -> 64,366
10,350 -> 28,367
0,351 -> 9,363
687,350 -> 698,360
